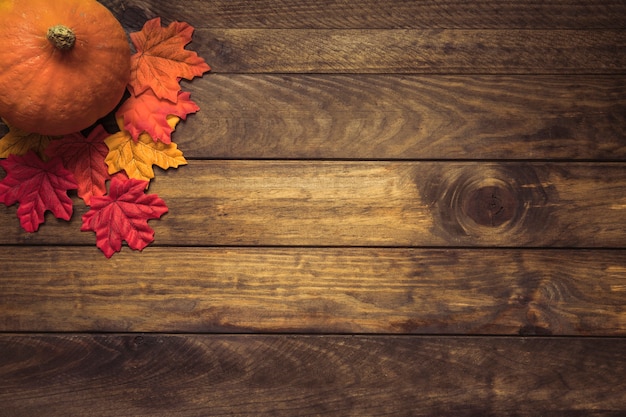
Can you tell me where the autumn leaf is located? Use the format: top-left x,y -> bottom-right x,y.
0,151 -> 77,232
105,117 -> 187,181
116,89 -> 199,144
0,123 -> 59,159
81,175 -> 168,258
129,17 -> 211,102
45,125 -> 111,205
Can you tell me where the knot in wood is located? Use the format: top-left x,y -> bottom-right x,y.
421,164 -> 554,245
463,185 -> 516,227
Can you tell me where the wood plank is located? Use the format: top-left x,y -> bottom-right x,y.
1,334 -> 624,416
1,246 -> 625,335
5,75 -> 626,160
100,0 -> 626,29
174,75 -> 626,159
2,161 -> 626,247
194,29 -> 626,73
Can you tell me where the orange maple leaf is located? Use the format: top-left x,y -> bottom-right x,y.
129,17 -> 211,102
116,89 -> 200,144
105,117 -> 187,182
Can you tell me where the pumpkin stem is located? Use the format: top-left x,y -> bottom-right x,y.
46,25 -> 76,51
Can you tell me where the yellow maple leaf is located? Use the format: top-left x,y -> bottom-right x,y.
0,122 -> 59,159
105,116 -> 187,181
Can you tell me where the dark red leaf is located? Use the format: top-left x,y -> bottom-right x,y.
0,151 -> 77,232
81,175 -> 168,257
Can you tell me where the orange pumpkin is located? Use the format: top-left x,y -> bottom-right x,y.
0,0 -> 130,135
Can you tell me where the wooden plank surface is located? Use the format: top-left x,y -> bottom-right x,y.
3,161 -> 626,247
196,29 -> 626,73
176,75 -> 626,160
5,75 -> 626,160
1,247 -> 624,335
1,334 -> 625,417
101,0 -> 626,29
2,0 -> 626,415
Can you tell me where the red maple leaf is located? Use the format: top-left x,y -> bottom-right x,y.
45,125 -> 111,205
0,151 -> 77,232
81,175 -> 168,258
116,89 -> 200,143
129,17 -> 211,102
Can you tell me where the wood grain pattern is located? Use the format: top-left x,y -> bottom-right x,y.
2,1 -> 626,415
1,334 -> 625,417
196,29 -> 626,73
100,0 -> 626,29
1,247 -> 625,335
175,75 -> 626,159
2,161 -> 626,247
6,75 -> 626,160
